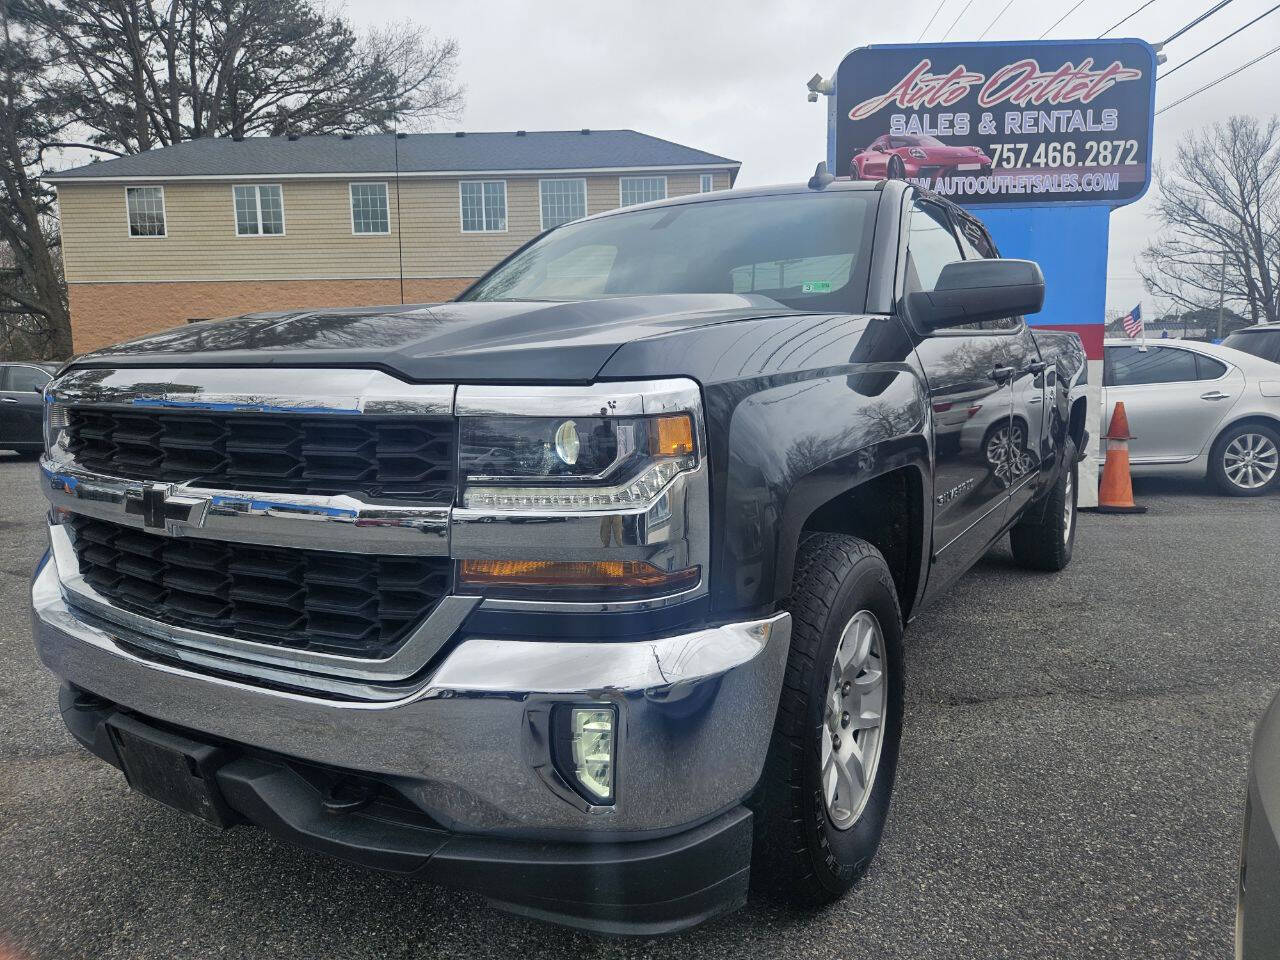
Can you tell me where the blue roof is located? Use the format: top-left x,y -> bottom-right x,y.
46,129 -> 739,181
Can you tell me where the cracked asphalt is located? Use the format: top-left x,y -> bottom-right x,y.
0,452 -> 1275,960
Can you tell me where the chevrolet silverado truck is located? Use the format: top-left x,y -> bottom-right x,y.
32,173 -> 1087,935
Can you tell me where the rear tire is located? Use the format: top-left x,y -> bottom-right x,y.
1208,423 -> 1280,496
1009,439 -> 1078,571
751,534 -> 905,906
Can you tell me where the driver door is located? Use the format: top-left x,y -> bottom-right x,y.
903,200 -> 1015,592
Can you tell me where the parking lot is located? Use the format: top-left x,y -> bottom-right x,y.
0,452 -> 1275,960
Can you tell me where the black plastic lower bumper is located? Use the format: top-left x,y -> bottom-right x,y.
58,685 -> 752,936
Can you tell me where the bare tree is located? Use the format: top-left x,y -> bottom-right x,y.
1138,116 -> 1280,330
0,0 -> 462,359
0,0 -> 71,358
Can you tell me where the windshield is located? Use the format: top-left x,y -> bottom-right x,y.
1222,331 -> 1280,363
459,191 -> 879,312
907,135 -> 945,146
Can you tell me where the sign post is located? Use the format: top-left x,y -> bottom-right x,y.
827,38 -> 1158,505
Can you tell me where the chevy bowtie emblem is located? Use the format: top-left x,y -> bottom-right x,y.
126,482 -> 210,532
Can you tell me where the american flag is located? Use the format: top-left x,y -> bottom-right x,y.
1121,304 -> 1144,338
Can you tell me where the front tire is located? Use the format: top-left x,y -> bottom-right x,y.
751,534 -> 905,906
1010,439 -> 1078,571
1209,423 -> 1280,496
887,156 -> 906,179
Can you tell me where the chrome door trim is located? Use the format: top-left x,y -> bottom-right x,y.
40,456 -> 450,555
48,523 -> 479,683
47,367 -> 455,416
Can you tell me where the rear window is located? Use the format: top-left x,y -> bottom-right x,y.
461,191 -> 879,313
1222,330 -> 1280,363
1105,346 -> 1199,385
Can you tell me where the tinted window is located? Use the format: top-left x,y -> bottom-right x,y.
1105,346 -> 1200,386
2,365 -> 50,392
1222,331 -> 1280,363
905,202 -> 963,293
1196,354 -> 1228,380
462,191 -> 878,312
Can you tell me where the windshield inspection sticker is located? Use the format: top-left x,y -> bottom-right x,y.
801,281 -> 832,293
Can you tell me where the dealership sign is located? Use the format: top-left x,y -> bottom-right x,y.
833,40 -> 1157,206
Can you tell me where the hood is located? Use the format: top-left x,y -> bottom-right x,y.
920,144 -> 987,161
71,294 -> 802,383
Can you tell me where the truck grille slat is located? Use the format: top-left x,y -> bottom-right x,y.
65,409 -> 455,502
67,515 -> 451,658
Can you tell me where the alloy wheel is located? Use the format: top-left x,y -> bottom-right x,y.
821,610 -> 888,830
1223,433 -> 1279,490
1063,468 -> 1075,546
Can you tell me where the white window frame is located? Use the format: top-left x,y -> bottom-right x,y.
538,177 -> 588,231
700,173 -> 715,193
349,181 -> 391,236
124,185 -> 167,238
458,180 -> 508,234
619,175 -> 667,207
232,183 -> 286,237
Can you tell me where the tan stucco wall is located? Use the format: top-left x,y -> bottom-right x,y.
68,277 -> 471,354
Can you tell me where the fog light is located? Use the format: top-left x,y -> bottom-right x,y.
565,706 -> 615,804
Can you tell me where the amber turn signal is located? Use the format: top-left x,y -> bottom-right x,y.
459,559 -> 699,591
651,414 -> 695,458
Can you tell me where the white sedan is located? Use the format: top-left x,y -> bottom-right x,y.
1103,337 -> 1280,496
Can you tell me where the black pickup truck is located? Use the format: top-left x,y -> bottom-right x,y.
32,174 -> 1087,935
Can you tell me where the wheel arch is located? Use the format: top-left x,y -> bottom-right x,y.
1207,412 -> 1280,458
778,451 -> 930,623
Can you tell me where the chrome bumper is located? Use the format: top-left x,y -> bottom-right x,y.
33,552 -> 790,836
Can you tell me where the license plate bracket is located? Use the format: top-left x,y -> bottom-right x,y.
107,714 -> 238,828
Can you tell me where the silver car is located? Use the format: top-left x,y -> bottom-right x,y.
1102,338 -> 1280,496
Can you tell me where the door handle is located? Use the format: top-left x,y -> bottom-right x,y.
1200,390 -> 1231,401
0,397 -> 17,404
991,366 -> 1016,383
1027,396 -> 1044,404
1027,360 -> 1048,374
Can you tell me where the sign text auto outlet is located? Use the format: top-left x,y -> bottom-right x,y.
834,40 -> 1157,207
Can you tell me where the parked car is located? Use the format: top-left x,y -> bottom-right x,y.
31,174 -> 1087,935
1222,322 -> 1280,364
850,134 -> 992,181
0,362 -> 58,455
1102,338 -> 1280,496
1238,686 -> 1280,959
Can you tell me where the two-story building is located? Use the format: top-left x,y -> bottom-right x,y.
48,129 -> 740,352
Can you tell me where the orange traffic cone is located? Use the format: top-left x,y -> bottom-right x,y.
1096,402 -> 1147,514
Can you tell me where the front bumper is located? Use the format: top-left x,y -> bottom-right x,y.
58,686 -> 754,936
1239,691 -> 1280,958
32,550 -> 789,839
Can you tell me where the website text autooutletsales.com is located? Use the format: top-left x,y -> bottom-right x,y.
908,171 -> 1122,196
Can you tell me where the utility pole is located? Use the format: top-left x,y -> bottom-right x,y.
1216,252 -> 1227,340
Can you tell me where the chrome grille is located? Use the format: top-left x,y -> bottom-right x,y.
65,408 -> 456,502
67,515 -> 452,658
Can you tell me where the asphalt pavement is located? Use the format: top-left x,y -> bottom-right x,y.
1,453 -> 1276,960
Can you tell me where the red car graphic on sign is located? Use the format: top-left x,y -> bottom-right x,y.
851,134 -> 992,180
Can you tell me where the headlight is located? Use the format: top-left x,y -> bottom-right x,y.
43,399 -> 69,453
908,147 -> 928,160
460,413 -> 697,510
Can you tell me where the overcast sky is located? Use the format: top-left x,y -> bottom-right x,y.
349,0 -> 1279,318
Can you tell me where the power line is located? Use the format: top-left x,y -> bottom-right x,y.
1156,39 -> 1280,114
1160,2 -> 1280,78
1039,0 -> 1089,39
941,0 -> 979,40
916,0 -> 949,40
978,0 -> 1020,39
1161,0 -> 1234,45
1098,0 -> 1161,37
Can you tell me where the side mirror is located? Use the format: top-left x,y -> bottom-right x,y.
906,258 -> 1044,331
